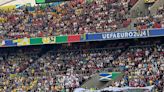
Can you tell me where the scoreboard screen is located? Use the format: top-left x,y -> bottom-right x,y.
35,0 -> 70,4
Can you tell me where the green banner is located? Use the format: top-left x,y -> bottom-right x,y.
56,36 -> 68,43
112,72 -> 122,80
30,38 -> 43,45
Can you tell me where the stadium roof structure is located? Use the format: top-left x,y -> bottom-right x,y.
0,0 -> 15,6
0,0 -> 36,6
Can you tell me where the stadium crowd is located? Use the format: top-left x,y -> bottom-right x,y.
0,46 -> 42,91
111,42 -> 164,91
134,5 -> 164,30
0,38 -> 163,91
0,0 -> 138,40
0,0 -> 164,92
0,0 -> 163,40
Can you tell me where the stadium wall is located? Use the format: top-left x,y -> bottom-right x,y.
0,0 -> 15,6
1,0 -> 36,6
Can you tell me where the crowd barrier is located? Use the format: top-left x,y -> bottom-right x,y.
0,28 -> 164,47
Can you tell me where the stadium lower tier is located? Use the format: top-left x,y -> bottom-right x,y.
0,37 -> 163,92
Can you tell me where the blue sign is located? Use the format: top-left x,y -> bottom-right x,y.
149,28 -> 164,36
86,30 -> 149,41
2,40 -> 17,47
86,33 -> 102,40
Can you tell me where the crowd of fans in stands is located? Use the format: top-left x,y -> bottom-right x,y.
111,42 -> 164,91
134,5 -> 164,30
0,0 -> 163,40
0,46 -> 42,91
0,0 -> 164,91
0,0 -> 163,41
0,0 -> 139,40
0,38 -> 163,91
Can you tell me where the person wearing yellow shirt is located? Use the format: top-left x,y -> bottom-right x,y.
0,17 -> 7,23
149,80 -> 153,85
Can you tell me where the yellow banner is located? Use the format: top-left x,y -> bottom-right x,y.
13,38 -> 30,46
42,36 -> 56,44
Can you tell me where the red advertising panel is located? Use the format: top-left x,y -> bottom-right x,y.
68,35 -> 81,43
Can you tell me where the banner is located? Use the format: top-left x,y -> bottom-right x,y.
56,35 -> 68,43
42,36 -> 56,44
13,38 -> 30,46
149,28 -> 164,36
86,30 -> 149,41
68,35 -> 81,43
30,38 -> 43,45
1,40 -> 17,47
0,28 -> 164,47
86,33 -> 102,40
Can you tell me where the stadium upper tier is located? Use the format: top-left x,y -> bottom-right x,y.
0,0 -> 163,40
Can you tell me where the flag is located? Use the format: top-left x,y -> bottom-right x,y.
99,72 -> 122,81
112,72 -> 122,80
99,73 -> 112,81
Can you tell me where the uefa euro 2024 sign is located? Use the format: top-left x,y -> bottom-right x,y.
102,30 -> 149,40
